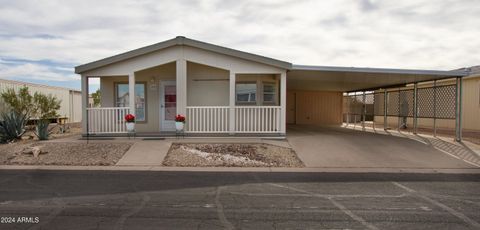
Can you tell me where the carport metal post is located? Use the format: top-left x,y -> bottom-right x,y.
413,83 -> 418,134
433,80 -> 437,137
397,88 -> 401,131
455,77 -> 463,142
362,91 -> 366,130
346,94 -> 350,126
383,89 -> 387,130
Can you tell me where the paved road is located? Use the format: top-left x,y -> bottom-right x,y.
0,170 -> 479,230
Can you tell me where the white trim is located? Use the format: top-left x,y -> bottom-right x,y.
159,80 -> 177,132
292,64 -> 467,76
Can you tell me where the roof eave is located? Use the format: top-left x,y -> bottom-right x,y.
291,64 -> 468,77
75,36 -> 292,74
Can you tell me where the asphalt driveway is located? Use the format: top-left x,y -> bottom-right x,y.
287,125 -> 476,169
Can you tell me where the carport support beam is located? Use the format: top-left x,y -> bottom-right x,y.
413,83 -> 418,134
455,77 -> 463,142
433,80 -> 437,137
383,89 -> 387,130
362,91 -> 366,130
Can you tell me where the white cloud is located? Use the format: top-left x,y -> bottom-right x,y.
0,0 -> 478,80
0,62 -> 78,82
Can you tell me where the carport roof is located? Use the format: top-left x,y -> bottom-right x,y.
288,64 -> 469,92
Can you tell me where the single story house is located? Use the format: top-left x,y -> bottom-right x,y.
75,36 -> 469,139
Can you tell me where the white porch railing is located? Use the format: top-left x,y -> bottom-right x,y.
235,106 -> 281,133
186,106 -> 281,133
186,106 -> 230,133
86,107 -> 130,134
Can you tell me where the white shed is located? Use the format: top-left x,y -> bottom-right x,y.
0,79 -> 82,123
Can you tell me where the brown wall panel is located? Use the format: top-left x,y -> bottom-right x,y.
288,91 -> 343,125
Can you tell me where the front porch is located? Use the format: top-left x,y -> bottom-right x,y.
82,59 -> 287,136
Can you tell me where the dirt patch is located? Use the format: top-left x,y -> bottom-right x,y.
0,142 -> 132,166
163,143 -> 304,167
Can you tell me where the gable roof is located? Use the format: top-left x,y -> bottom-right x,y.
75,36 -> 292,74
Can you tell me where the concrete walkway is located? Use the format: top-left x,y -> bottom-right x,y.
287,125 -> 479,168
116,141 -> 172,166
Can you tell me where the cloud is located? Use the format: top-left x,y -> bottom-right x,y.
0,0 -> 478,92
0,58 -> 78,82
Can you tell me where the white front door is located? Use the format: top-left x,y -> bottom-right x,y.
159,81 -> 176,131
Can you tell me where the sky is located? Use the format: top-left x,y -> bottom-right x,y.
0,0 -> 479,91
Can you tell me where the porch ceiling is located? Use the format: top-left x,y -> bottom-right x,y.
288,65 -> 468,92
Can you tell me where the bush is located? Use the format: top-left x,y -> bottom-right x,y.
1,86 -> 61,141
0,111 -> 27,143
34,120 -> 50,141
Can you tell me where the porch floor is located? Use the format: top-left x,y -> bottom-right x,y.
82,132 -> 285,139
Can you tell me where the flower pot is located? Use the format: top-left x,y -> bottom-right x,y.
126,122 -> 135,132
175,122 -> 184,131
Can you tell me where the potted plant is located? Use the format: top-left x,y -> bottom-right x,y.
125,114 -> 135,132
175,114 -> 185,131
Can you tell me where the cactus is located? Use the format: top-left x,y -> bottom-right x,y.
0,111 -> 27,143
34,120 -> 50,141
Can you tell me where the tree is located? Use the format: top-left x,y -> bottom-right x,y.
1,87 -> 35,121
1,86 -> 62,141
33,92 -> 61,119
91,89 -> 101,107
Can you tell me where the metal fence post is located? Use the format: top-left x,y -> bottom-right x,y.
413,83 -> 418,134
384,89 -> 388,130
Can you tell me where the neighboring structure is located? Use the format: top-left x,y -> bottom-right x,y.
75,36 -> 469,139
0,79 -> 82,123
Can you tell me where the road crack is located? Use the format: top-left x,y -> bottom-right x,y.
215,186 -> 235,230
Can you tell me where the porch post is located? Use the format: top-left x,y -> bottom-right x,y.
229,72 -> 236,134
176,59 -> 187,116
280,72 -> 287,134
128,73 -> 136,117
81,75 -> 89,134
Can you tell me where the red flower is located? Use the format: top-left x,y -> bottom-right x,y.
175,114 -> 185,122
125,114 -> 135,122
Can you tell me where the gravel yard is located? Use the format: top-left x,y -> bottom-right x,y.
0,141 -> 132,166
163,143 -> 304,167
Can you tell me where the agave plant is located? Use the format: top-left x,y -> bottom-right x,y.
0,111 -> 27,143
34,119 -> 51,141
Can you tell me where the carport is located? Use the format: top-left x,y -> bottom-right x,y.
286,65 -> 469,141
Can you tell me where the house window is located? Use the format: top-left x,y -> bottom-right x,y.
263,82 -> 276,103
116,83 -> 146,121
236,83 -> 256,103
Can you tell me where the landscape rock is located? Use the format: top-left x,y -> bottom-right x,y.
21,146 -> 47,157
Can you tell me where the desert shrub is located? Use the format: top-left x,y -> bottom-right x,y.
34,120 -> 50,140
1,86 -> 61,141
0,111 -> 27,143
